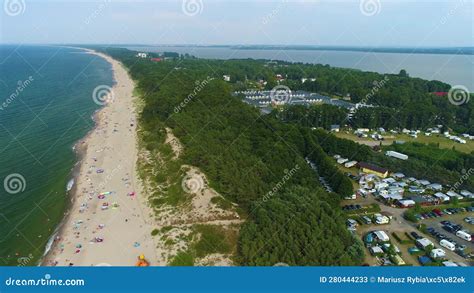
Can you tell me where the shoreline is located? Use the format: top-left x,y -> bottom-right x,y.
40,122 -> 91,264
42,48 -> 157,266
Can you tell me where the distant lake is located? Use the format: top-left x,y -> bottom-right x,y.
128,46 -> 474,90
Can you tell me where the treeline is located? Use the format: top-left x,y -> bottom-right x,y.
351,106 -> 443,131
301,128 -> 354,197
98,47 -> 363,265
387,142 -> 473,174
275,104 -> 348,130
137,52 -> 472,133
277,65 -> 472,134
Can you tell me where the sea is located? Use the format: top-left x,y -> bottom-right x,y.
128,46 -> 474,90
0,45 -> 114,266
0,44 -> 471,266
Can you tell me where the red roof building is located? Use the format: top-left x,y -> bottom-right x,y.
432,92 -> 448,97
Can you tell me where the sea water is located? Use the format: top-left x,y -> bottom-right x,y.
0,45 -> 114,266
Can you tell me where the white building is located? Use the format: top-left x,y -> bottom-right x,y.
434,192 -> 450,202
446,190 -> 463,199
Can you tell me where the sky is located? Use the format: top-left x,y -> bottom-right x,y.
0,0 -> 473,47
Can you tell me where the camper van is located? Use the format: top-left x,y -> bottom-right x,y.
440,239 -> 456,251
456,230 -> 472,242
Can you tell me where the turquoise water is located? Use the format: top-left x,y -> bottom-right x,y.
0,45 -> 113,266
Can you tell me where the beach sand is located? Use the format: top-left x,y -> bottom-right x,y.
42,49 -> 158,266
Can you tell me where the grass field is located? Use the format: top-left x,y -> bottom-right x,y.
335,131 -> 474,154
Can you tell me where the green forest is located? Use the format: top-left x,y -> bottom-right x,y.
96,47 -> 363,265
92,47 -> 471,265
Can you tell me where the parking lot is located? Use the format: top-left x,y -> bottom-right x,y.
420,213 -> 474,258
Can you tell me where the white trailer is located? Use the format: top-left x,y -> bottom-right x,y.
456,230 -> 472,242
344,161 -> 357,168
440,239 -> 455,251
385,151 -> 408,160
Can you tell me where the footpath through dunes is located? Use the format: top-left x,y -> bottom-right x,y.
138,127 -> 244,266
43,49 -> 158,266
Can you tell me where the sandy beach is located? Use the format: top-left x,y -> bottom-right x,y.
42,49 -> 157,266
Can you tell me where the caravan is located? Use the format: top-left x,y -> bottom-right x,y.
456,230 -> 472,242
440,239 -> 456,251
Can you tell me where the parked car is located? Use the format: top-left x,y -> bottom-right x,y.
361,216 -> 372,225
443,225 -> 455,233
456,250 -> 468,258
457,244 -> 467,251
452,224 -> 463,232
464,217 -> 474,224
